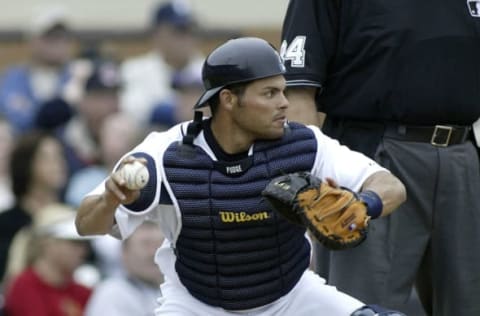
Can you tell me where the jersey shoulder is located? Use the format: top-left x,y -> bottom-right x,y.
129,122 -> 187,160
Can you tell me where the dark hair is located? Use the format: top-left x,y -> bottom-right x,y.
10,131 -> 56,199
208,82 -> 249,116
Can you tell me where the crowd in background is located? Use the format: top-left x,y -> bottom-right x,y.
0,1 -> 204,315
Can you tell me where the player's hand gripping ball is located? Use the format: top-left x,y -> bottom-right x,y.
120,160 -> 149,190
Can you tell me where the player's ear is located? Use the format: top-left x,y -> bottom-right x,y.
218,88 -> 237,112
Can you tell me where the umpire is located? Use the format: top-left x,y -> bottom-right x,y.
280,1 -> 480,316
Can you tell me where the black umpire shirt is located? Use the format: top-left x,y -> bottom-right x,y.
281,0 -> 480,125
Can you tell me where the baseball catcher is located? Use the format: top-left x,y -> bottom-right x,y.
262,172 -> 380,250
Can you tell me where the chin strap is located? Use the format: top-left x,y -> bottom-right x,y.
178,111 -> 204,158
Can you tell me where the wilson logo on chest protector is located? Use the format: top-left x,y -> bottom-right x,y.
219,211 -> 270,223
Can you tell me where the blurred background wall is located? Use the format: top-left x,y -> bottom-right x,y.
0,0 -> 290,71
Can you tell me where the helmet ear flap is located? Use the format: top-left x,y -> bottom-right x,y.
194,37 -> 285,109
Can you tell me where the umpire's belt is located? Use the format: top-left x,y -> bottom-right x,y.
384,124 -> 471,147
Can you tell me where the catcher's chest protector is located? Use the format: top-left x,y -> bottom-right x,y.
163,123 -> 317,310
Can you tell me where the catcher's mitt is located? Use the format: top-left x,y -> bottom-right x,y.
262,172 -> 369,250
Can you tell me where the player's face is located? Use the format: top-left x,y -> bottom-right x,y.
231,75 -> 288,140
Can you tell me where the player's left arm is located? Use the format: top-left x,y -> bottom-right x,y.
359,170 -> 406,218
310,126 -> 406,218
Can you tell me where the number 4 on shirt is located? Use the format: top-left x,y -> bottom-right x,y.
280,36 -> 306,68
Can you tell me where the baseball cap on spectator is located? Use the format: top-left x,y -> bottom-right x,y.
35,97 -> 74,131
152,0 -> 196,30
34,203 -> 91,241
26,6 -> 71,38
85,61 -> 122,92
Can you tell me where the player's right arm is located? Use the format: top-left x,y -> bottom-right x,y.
76,126 -> 184,238
76,156 -> 143,236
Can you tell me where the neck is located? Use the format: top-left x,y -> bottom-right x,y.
210,117 -> 253,155
33,258 -> 69,287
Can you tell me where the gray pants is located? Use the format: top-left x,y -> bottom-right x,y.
315,137 -> 480,316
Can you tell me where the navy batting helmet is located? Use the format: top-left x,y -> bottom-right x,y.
194,37 -> 286,109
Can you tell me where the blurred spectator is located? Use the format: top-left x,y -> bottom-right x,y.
4,203 -> 97,286
65,112 -> 143,278
35,97 -> 75,131
150,61 -> 207,129
65,111 -> 141,208
35,44 -> 120,132
121,0 -> 204,125
0,116 -> 14,211
85,222 -> 164,316
0,6 -> 75,135
0,132 -> 67,282
2,204 -> 92,316
58,59 -> 121,175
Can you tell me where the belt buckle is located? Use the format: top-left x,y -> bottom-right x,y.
431,125 -> 453,147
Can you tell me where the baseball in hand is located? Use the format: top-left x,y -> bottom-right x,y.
120,160 -> 149,190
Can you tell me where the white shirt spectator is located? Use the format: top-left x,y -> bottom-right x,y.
120,51 -> 204,124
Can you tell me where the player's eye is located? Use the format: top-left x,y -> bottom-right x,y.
265,89 -> 275,98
